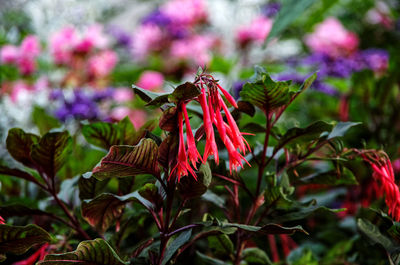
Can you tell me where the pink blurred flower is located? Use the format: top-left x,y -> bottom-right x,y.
162,0 -> 207,26
170,35 -> 217,66
113,88 -> 134,103
136,71 -> 164,91
1,35 -> 41,75
49,26 -> 78,64
0,45 -> 19,63
75,24 -> 110,53
131,24 -> 163,60
20,35 -> 41,58
10,81 -> 32,102
305,17 -> 359,57
111,107 -> 147,128
88,50 -> 118,77
236,16 -> 273,47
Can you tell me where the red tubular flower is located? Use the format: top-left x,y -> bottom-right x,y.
170,72 -> 250,181
362,152 -> 400,221
0,216 -> 4,224
182,103 -> 202,169
198,86 -> 219,164
170,110 -> 196,181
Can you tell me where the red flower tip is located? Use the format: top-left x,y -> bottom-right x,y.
362,152 -> 400,221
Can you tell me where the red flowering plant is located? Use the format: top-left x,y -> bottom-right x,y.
2,66 -> 400,264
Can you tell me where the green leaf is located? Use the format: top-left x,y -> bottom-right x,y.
300,168 -> 358,185
78,172 -> 110,200
132,84 -> 169,106
196,251 -> 228,265
178,163 -> 212,199
82,122 -> 120,150
240,68 -> 293,111
32,106 -> 61,135
0,224 -> 51,261
276,121 -> 333,149
208,234 -> 234,257
6,128 -> 39,168
82,193 -> 129,234
161,229 -> 192,265
327,122 -> 361,139
242,248 -> 272,264
271,206 -> 344,222
38,238 -> 128,265
92,139 -> 160,180
0,204 -> 52,219
30,131 -> 72,178
223,223 -> 308,235
357,219 -> 396,252
168,82 -> 201,103
138,183 -> 161,205
265,0 -> 316,44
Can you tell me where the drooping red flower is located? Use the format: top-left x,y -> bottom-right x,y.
361,151 -> 400,221
170,108 -> 196,182
170,72 -> 250,181
0,215 -> 4,224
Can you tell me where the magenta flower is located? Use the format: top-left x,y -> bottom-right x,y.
305,17 -> 359,58
88,50 -> 118,78
236,16 -> 273,47
0,45 -> 19,64
136,71 -> 164,91
49,26 -> 78,64
0,35 -> 41,75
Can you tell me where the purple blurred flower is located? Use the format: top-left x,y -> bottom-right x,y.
53,89 -> 113,122
275,72 -> 338,96
142,10 -> 171,26
232,80 -> 246,99
360,49 -> 389,74
303,53 -> 362,78
107,26 -> 132,47
262,2 -> 281,17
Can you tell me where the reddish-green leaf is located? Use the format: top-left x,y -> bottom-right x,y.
82,122 -> 121,150
159,107 -> 178,132
30,131 -> 72,178
38,238 -> 128,265
0,165 -> 41,186
78,172 -> 110,200
92,139 -> 160,180
0,224 -> 51,261
81,193 -> 128,234
6,128 -> 40,168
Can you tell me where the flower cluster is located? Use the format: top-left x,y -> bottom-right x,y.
50,24 -> 111,65
171,73 -> 250,180
361,151 -> 400,221
131,0 -> 219,73
0,35 -> 41,75
51,88 -> 113,122
303,17 -> 389,79
236,16 -> 273,48
49,25 -> 118,88
305,17 -> 359,58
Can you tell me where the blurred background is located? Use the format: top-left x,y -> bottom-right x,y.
1,1 -> 400,263
1,0 -> 399,167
